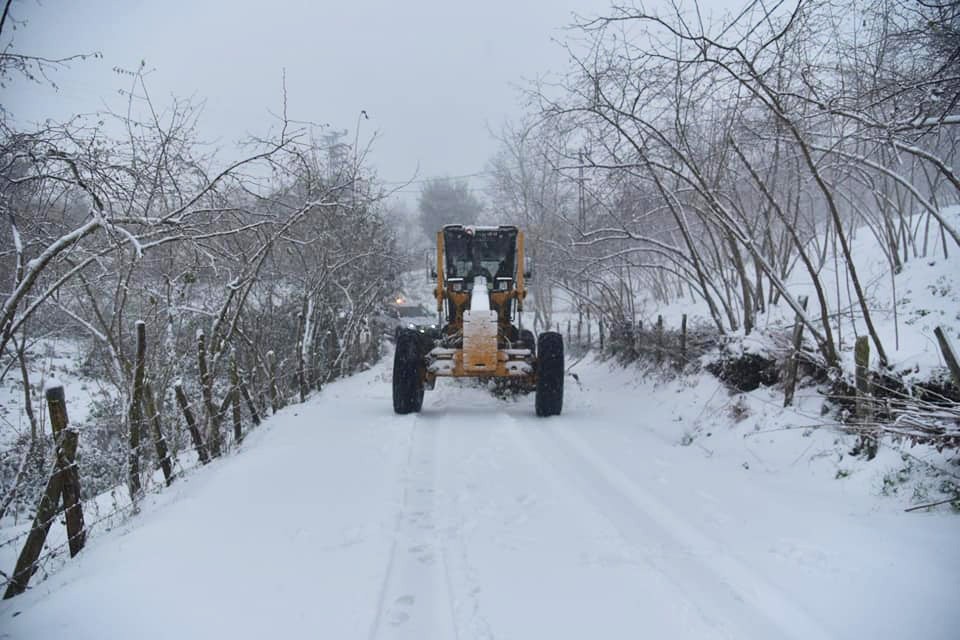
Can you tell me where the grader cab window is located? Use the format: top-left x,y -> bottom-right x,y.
443,226 -> 517,284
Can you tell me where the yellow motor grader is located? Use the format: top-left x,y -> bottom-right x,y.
392,224 -> 564,416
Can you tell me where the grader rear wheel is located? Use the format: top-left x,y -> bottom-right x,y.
519,328 -> 536,357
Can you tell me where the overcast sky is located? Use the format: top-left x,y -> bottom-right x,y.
3,0 -> 632,199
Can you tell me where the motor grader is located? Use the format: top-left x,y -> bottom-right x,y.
392,224 -> 564,416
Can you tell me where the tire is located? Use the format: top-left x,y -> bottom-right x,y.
393,329 -> 424,414
519,329 -> 536,357
535,331 -> 564,417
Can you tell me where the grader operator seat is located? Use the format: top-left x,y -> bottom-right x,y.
392,224 -> 564,418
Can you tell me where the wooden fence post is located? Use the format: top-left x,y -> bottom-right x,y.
197,330 -> 221,458
678,313 -> 688,369
599,320 -> 605,351
635,320 -> 643,357
239,376 -> 261,426
128,320 -> 146,500
655,315 -> 664,365
230,354 -> 243,445
49,386 -> 84,557
174,382 -> 209,465
143,380 -> 173,486
296,312 -> 308,403
566,319 -> 571,344
854,335 -> 877,459
783,296 -> 808,407
933,326 -> 960,388
3,386 -> 84,599
267,350 -> 280,414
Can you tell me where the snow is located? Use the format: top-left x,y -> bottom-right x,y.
301,297 -> 314,360
10,221 -> 22,255
470,276 -> 490,310
1,354 -> 956,639
624,206 -> 960,380
0,339 -> 93,448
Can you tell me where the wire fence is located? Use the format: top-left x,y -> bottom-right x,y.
563,312 -> 960,452
0,332 -> 384,597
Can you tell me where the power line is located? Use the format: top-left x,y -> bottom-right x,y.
377,170 -> 496,186
387,187 -> 487,194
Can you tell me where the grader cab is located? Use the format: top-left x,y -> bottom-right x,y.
392,224 -> 564,416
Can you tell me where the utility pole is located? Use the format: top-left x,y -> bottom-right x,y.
577,147 -> 591,335
323,130 -> 349,183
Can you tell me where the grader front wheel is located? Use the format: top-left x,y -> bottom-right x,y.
393,329 -> 424,414
535,331 -> 564,417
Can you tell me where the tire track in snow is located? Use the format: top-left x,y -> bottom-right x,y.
366,413 -> 417,640
368,409 -> 461,640
433,412 -> 497,640
498,411 -> 725,636
522,420 -> 835,640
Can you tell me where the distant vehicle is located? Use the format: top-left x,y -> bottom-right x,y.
377,297 -> 439,341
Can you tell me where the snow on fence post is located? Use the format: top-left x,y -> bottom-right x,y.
143,379 -> 174,486
783,296 -> 809,408
174,382 -> 209,465
128,320 -> 147,501
854,336 -> 877,459
3,385 -> 85,599
933,326 -> 960,389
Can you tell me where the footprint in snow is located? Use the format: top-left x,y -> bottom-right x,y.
388,595 -> 416,626
408,544 -> 436,565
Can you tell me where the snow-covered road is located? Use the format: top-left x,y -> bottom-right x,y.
2,356 -> 957,639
